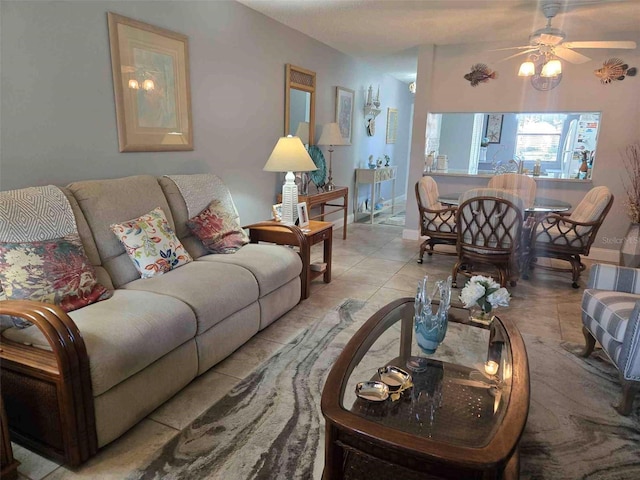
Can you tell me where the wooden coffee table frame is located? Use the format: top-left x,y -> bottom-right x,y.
321,298 -> 530,479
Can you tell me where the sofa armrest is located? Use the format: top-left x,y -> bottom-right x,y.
0,300 -> 96,465
587,263 -> 640,294
619,301 -> 640,381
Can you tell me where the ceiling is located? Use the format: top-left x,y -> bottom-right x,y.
237,0 -> 640,83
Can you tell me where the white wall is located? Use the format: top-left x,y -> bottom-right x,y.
407,41 -> 640,251
0,0 -> 414,225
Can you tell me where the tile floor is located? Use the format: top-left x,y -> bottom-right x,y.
11,219 -> 591,479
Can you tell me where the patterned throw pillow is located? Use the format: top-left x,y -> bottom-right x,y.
111,207 -> 192,278
0,234 -> 113,315
186,200 -> 249,254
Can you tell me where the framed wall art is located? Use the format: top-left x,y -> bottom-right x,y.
335,86 -> 354,145
107,12 -> 193,152
386,108 -> 398,144
485,114 -> 503,144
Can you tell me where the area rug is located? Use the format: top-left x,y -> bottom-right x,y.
132,300 -> 640,480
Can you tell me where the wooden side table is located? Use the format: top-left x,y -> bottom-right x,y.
248,220 -> 332,300
278,187 -> 348,240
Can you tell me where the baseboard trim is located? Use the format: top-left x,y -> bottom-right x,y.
402,229 -> 620,265
587,247 -> 620,264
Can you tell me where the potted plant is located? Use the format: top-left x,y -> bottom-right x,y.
621,143 -> 640,266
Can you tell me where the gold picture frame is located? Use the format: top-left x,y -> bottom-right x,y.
386,108 -> 398,144
272,203 -> 283,222
107,12 -> 193,152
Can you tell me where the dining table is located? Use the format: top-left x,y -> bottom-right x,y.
437,193 -> 572,214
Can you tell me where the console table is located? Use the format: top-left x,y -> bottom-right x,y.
354,166 -> 397,224
278,186 -> 348,240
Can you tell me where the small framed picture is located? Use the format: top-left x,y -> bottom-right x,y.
297,201 -> 309,227
272,203 -> 283,222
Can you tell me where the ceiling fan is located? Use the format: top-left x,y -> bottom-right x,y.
496,1 -> 636,65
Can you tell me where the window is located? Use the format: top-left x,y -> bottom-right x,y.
514,114 -> 566,164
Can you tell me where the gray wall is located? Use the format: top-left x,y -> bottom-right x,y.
408,41 -> 640,254
0,0 -> 414,225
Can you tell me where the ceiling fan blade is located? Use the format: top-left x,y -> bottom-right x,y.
554,47 -> 591,64
496,49 -> 538,63
490,46 -> 535,52
563,41 -> 637,49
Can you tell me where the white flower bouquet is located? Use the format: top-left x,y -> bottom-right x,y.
459,275 -> 510,315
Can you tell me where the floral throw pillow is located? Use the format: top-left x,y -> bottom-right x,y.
0,234 -> 113,315
186,200 -> 249,254
111,207 -> 192,278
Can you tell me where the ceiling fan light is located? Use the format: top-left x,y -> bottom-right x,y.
518,61 -> 535,77
541,59 -> 562,77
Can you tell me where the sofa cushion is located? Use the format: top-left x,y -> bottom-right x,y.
186,200 -> 249,254
111,207 -> 192,278
2,289 -> 197,396
581,289 -> 635,343
0,234 -> 112,313
67,175 -> 176,288
122,261 -> 259,334
197,243 -> 301,297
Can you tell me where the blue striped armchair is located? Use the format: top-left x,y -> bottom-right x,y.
581,263 -> 640,414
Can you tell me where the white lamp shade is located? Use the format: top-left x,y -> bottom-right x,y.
541,59 -> 562,77
263,135 -> 317,173
518,61 -> 535,77
317,122 -> 347,146
295,121 -> 310,145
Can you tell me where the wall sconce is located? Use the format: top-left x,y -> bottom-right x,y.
408,82 -> 416,94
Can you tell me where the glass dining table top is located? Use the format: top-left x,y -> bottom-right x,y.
438,192 -> 571,213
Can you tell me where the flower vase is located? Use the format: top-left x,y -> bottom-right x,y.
408,276 -> 452,371
479,147 -> 487,162
470,305 -> 494,326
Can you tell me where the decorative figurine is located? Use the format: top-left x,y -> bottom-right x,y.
463,63 -> 497,87
384,155 -> 390,167
594,58 -> 637,84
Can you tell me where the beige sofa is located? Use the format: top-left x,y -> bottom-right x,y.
0,174 -> 304,465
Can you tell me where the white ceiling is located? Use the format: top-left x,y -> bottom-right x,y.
237,0 -> 640,82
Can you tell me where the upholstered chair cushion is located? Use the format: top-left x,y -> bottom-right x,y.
570,186 -> 613,227
111,207 -> 192,279
417,176 -> 443,210
458,188 -> 524,251
487,173 -> 537,208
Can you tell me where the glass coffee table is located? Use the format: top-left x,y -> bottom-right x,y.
321,298 -> 530,479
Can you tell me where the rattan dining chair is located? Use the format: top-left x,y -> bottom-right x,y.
523,186 -> 613,288
487,173 -> 537,209
415,176 -> 457,262
452,188 -> 524,288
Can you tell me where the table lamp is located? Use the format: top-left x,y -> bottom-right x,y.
264,135 -> 317,225
317,122 -> 347,191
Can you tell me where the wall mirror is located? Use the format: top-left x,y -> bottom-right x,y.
285,64 -> 316,145
426,112 -> 601,180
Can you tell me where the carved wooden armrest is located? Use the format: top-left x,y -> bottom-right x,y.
242,221 -> 310,250
532,214 -> 598,249
0,299 -> 96,465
